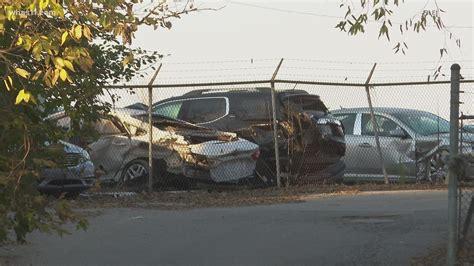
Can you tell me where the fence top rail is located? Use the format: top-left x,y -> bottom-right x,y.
100,79 -> 474,89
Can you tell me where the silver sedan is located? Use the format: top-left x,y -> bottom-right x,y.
331,108 -> 474,182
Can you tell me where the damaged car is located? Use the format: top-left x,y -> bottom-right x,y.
332,107 -> 474,182
152,88 -> 346,185
50,111 -> 260,187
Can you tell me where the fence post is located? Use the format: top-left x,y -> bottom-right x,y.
364,63 -> 389,184
447,63 -> 461,266
147,64 -> 162,193
271,58 -> 284,188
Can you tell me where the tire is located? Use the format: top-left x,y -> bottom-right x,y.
120,159 -> 179,191
120,159 -> 149,190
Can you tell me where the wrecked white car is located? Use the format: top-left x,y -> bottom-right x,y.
51,111 -> 260,186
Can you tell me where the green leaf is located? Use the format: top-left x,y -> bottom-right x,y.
53,57 -> 65,68
52,69 -> 60,85
63,60 -> 75,72
83,25 -> 92,40
4,80 -> 11,91
15,68 -> 30,79
39,0 -> 49,10
122,53 -> 134,66
15,89 -> 31,104
440,48 -> 447,58
59,69 -> 68,81
31,70 -> 43,81
61,31 -> 68,45
344,6 -> 351,19
51,1 -> 65,17
15,37 -> 23,46
73,25 -> 82,39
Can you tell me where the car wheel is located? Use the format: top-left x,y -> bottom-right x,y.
120,159 -> 149,189
417,150 -> 449,183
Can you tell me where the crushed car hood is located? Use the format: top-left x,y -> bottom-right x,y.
129,113 -> 238,142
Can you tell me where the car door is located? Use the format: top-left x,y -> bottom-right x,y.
88,117 -> 132,181
358,113 -> 414,180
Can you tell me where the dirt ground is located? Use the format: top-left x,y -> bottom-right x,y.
411,240 -> 474,265
0,183 -> 457,266
71,183 -> 447,210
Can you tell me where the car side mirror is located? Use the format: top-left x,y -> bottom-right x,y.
389,127 -> 408,139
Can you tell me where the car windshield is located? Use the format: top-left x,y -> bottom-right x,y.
392,112 -> 450,136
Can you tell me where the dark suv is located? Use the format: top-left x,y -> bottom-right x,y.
152,88 -> 346,184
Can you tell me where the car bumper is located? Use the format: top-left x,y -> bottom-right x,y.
37,177 -> 95,194
38,161 -> 96,194
182,158 -> 257,183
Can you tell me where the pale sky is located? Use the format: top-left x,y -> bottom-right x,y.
107,0 -> 474,120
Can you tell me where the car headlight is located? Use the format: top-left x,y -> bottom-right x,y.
59,140 -> 91,166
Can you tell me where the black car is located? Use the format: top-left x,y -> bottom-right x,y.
152,88 -> 346,185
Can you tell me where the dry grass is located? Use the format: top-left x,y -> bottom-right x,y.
411,242 -> 474,265
70,183 -> 447,210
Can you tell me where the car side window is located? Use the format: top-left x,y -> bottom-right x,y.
180,98 -> 227,124
153,101 -> 183,119
361,114 -> 400,137
333,113 -> 356,135
233,96 -> 272,121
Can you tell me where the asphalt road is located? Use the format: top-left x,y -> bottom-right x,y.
3,190 -> 447,266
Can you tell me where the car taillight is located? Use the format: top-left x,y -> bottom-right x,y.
251,150 -> 260,161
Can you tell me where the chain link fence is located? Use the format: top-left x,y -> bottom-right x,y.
37,59 -> 474,264
90,77 -> 474,191
458,111 -> 474,262
42,59 -> 474,196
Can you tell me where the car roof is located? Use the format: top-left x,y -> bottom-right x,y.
153,88 -> 318,105
331,107 -> 435,116
183,87 -> 272,96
